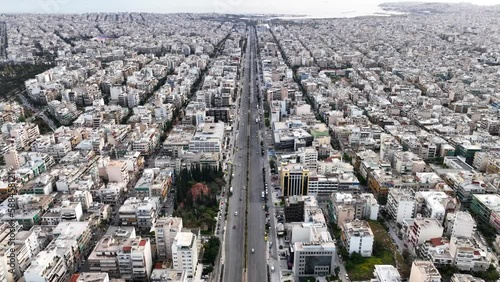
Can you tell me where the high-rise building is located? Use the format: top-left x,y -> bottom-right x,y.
280,163 -> 310,196
155,217 -> 183,260
172,232 -> 198,277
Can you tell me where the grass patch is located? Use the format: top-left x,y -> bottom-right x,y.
344,220 -> 410,280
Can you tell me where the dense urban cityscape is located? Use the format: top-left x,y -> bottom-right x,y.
1,2 -> 500,282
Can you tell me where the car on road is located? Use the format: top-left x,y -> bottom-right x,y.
251,248 -> 255,253
233,225 -> 236,229
234,212 -> 238,216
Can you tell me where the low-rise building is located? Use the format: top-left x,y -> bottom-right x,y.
371,265 -> 401,282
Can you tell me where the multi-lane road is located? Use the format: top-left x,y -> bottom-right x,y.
246,26 -> 268,282
222,26 -> 267,282
222,26 -> 254,282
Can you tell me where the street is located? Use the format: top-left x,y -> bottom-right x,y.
221,26 -> 254,282
246,26 -> 268,282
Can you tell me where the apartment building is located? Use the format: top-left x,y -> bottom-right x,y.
23,246 -> 71,282
107,160 -> 130,184
132,128 -> 160,156
327,193 -> 379,226
119,197 -> 160,231
449,236 -> 489,272
386,188 -> 416,224
3,147 -> 21,169
117,238 -> 153,281
98,182 -> 126,205
155,217 -> 183,260
409,261 -> 441,282
415,191 -> 456,224
172,232 -> 198,277
444,211 -> 476,239
407,217 -> 444,247
31,135 -> 72,161
88,227 -> 153,280
341,220 -> 374,257
470,194 -> 500,233
1,122 -> 40,150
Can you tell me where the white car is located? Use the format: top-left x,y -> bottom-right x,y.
234,212 -> 238,216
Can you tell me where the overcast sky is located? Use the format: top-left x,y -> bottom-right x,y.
2,0 -> 500,15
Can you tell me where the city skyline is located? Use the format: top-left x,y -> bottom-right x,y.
2,0 -> 500,16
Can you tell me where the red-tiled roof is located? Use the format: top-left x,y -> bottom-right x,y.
123,246 -> 132,252
474,250 -> 481,256
430,237 -> 444,247
155,262 -> 164,269
139,239 -> 147,247
69,274 -> 80,282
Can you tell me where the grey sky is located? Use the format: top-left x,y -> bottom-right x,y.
2,0 -> 500,15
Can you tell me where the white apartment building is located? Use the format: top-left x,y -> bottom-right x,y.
342,220 -> 374,257
99,182 -> 126,205
371,265 -> 401,282
445,211 -> 476,239
155,217 -> 183,260
416,191 -> 456,224
297,147 -> 318,171
172,232 -> 198,277
60,201 -> 83,221
74,272 -> 111,282
88,227 -> 153,280
23,247 -> 70,282
449,236 -> 489,272
132,128 -> 160,156
387,188 -> 416,224
72,190 -> 93,211
409,261 -> 441,282
119,197 -> 160,230
116,238 -> 153,281
31,135 -> 71,161
1,122 -> 40,150
188,122 -> 224,153
107,160 -> 129,183
407,218 -> 444,247
293,241 -> 336,278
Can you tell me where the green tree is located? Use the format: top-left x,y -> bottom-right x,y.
202,237 -> 221,265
